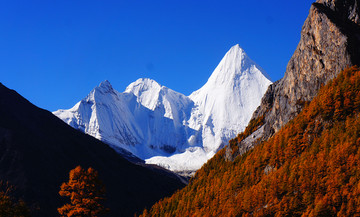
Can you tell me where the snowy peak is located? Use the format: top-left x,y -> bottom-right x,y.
124,78 -> 167,111
188,44 -> 273,153
96,80 -> 114,93
124,78 -> 192,115
203,44 -> 270,88
86,80 -> 118,104
125,78 -> 162,96
209,44 -> 249,86
54,44 -> 272,173
190,44 -> 271,100
219,44 -> 248,71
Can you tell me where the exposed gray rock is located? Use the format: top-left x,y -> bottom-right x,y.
238,125 -> 265,155
236,0 -> 360,153
264,165 -> 276,175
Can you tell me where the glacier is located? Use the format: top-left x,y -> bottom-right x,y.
54,44 -> 272,173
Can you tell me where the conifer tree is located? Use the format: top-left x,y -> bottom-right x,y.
58,166 -> 108,217
0,181 -> 30,217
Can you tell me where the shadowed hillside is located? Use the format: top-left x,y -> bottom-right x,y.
0,83 -> 185,217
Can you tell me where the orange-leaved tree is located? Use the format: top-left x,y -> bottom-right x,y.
58,166 -> 108,217
0,181 -> 30,217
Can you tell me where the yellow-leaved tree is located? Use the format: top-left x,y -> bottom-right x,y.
58,166 -> 108,217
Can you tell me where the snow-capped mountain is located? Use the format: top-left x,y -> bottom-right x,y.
54,78 -> 193,160
190,44 -> 271,151
54,44 -> 272,173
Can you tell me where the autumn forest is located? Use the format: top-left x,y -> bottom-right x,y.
1,65 -> 360,216
140,66 -> 360,216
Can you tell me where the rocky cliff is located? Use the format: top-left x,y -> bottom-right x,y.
237,0 -> 360,154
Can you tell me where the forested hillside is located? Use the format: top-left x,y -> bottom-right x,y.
140,66 -> 360,216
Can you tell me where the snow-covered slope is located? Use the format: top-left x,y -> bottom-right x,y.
54,79 -> 193,160
54,44 -> 272,173
54,81 -> 143,157
145,45 -> 272,172
190,44 -> 271,151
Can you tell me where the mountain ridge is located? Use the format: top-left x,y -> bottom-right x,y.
54,44 -> 272,173
0,82 -> 185,217
236,0 -> 360,155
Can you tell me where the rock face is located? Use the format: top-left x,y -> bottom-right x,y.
317,0 -> 360,25
239,0 -> 360,153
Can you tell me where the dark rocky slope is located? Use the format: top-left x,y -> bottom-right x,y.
0,83 -> 185,217
237,0 -> 360,155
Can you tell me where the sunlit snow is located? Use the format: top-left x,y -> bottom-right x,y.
54,44 -> 272,173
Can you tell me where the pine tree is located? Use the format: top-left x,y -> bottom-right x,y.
0,181 -> 30,217
58,166 -> 108,217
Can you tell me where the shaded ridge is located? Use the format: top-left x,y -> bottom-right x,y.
0,83 -> 185,217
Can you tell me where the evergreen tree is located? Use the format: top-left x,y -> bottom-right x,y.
0,181 -> 30,217
58,166 -> 108,217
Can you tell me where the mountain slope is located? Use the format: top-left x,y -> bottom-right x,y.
189,44 -> 271,151
54,44 -> 272,173
239,0 -> 360,154
139,1 -> 360,215
140,66 -> 360,216
0,83 -> 185,217
54,78 -> 195,162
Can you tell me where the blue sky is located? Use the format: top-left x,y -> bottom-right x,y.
1,0 -> 314,111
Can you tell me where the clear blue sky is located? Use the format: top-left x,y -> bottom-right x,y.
1,0 -> 314,111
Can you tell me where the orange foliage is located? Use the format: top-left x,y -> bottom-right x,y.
0,181 -> 30,217
139,66 -> 360,217
58,166 -> 108,217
